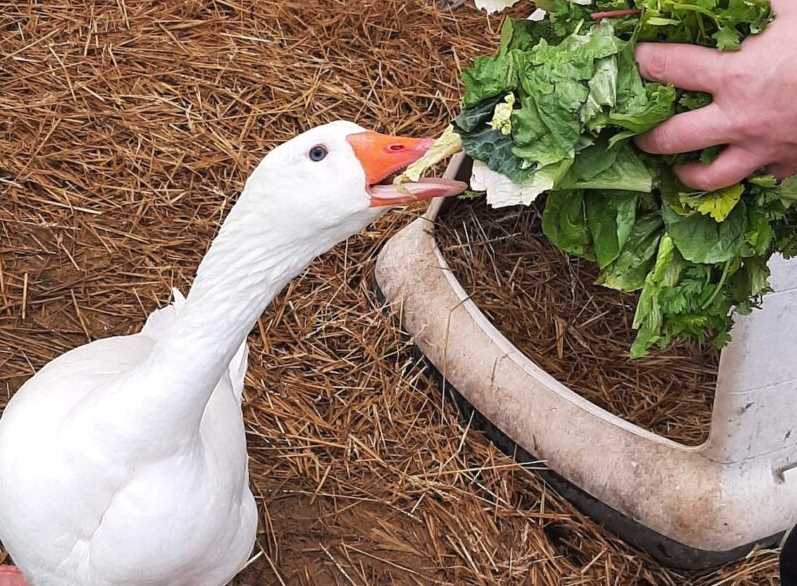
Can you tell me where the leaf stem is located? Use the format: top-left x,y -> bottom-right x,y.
590,8 -> 642,20
703,260 -> 733,310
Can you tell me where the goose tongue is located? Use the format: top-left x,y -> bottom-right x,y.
368,177 -> 468,207
347,130 -> 466,207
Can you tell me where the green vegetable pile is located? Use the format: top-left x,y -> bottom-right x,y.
449,0 -> 797,358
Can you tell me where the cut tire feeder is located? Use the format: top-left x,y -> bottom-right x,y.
374,154 -> 797,571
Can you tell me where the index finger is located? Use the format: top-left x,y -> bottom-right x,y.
635,43 -> 728,93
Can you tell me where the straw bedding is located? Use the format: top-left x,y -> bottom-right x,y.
0,1 -> 780,584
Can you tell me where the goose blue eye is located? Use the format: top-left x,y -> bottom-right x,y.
309,145 -> 328,162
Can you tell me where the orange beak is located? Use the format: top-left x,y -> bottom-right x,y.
347,131 -> 433,186
347,131 -> 466,207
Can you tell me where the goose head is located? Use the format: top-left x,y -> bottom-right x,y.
241,121 -> 466,240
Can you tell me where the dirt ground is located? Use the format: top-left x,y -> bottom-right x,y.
0,1 -> 781,584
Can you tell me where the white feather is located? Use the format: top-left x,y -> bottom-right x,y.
0,121 -> 382,586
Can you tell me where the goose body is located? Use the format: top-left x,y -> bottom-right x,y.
0,121 -> 464,586
0,293 -> 255,586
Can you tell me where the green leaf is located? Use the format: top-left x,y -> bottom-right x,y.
776,208 -> 797,258
745,204 -> 774,256
462,54 -> 518,108
510,22 -> 626,168
749,175 -> 779,189
452,3 -> 778,357
454,96 -> 505,133
747,175 -> 779,189
699,146 -> 722,165
728,256 -> 770,315
713,26 -> 742,50
632,0 -> 771,50
599,212 -> 664,292
581,56 -> 618,126
498,16 -> 559,54
542,190 -> 593,259
586,191 -> 638,269
561,145 -> 653,193
779,176 -> 797,202
455,97 -> 533,183
663,199 -> 748,264
679,91 -> 712,111
630,235 -> 681,357
678,184 -> 744,222
585,44 -> 678,142
511,95 -> 576,168
606,83 -> 677,137
746,256 -> 771,296
459,126 -> 532,183
569,136 -> 620,181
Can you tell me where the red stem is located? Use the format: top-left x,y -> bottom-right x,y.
590,8 -> 641,19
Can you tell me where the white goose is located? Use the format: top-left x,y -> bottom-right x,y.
0,121 -> 465,586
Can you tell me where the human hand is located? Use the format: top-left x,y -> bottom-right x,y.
633,0 -> 797,191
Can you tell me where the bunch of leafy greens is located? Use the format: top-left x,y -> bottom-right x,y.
449,0 -> 796,358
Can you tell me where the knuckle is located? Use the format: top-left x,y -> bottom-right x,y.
722,106 -> 759,142
730,111 -> 772,145
650,127 -> 677,154
728,117 -> 755,142
643,50 -> 669,82
726,62 -> 754,87
722,59 -> 758,98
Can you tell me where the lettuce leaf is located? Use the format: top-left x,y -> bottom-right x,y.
663,200 -> 747,264
598,212 -> 663,292
463,54 -> 519,108
586,191 -> 638,269
560,144 -> 653,192
542,190 -> 594,258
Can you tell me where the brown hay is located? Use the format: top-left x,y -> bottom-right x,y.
436,198 -> 719,446
0,1 -> 780,584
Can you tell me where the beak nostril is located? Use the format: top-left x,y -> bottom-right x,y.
347,132 -> 432,185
